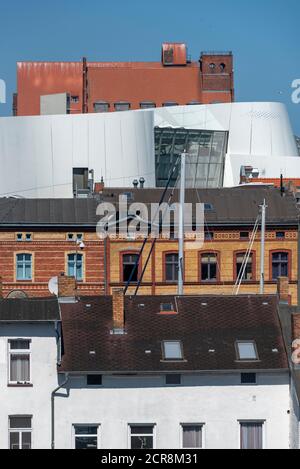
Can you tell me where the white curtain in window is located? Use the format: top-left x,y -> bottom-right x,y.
10,355 -> 30,381
241,423 -> 262,449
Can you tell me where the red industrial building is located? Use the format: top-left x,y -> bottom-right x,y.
14,43 -> 234,116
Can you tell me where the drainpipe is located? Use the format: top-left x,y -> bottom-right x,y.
82,57 -> 88,114
51,373 -> 69,449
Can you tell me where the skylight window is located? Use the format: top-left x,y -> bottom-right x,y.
162,341 -> 183,360
160,303 -> 174,312
236,341 -> 258,361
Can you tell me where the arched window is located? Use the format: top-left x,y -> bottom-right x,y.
165,253 -> 178,282
200,253 -> 218,282
235,252 -> 254,281
271,252 -> 289,279
122,253 -> 139,283
16,254 -> 32,281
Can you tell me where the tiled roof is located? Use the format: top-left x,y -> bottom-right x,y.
0,186 -> 298,227
0,297 -> 60,322
59,294 -> 288,373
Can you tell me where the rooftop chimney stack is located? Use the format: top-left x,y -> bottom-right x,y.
94,176 -> 105,194
58,273 -> 77,299
133,179 -> 139,188
139,177 -> 145,189
277,276 -> 289,304
112,288 -> 125,333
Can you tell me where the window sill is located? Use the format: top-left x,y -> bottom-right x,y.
8,383 -> 33,387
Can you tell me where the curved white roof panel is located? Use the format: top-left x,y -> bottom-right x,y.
0,102 -> 298,197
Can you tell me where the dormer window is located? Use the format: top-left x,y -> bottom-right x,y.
162,341 -> 183,361
160,303 -> 174,313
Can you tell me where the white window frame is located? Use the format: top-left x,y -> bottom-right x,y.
8,339 -> 32,385
8,415 -> 32,449
128,424 -> 156,449
72,424 -> 100,449
162,340 -> 184,361
180,423 -> 205,449
238,420 -> 265,450
235,340 -> 259,362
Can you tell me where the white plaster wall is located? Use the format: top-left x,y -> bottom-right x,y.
55,372 -> 291,450
0,324 -> 58,449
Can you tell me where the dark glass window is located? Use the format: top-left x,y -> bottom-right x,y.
140,101 -> 156,109
74,425 -> 98,449
123,254 -> 139,282
130,425 -> 154,449
204,231 -> 214,241
162,101 -> 178,107
182,424 -> 203,449
166,374 -> 181,385
241,373 -> 256,384
165,253 -> 178,282
236,253 -> 253,281
240,232 -> 249,239
276,231 -> 285,239
201,253 -> 217,282
114,102 -> 130,111
94,101 -> 109,113
16,254 -> 32,281
87,375 -> 102,386
9,416 -> 32,449
67,253 -> 83,281
272,252 -> 288,279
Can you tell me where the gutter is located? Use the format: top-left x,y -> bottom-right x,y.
51,373 -> 69,450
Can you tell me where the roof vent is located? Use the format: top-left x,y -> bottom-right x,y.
272,348 -> 279,353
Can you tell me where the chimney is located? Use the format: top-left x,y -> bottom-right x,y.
133,179 -> 139,188
94,176 -> 105,194
139,177 -> 145,189
277,276 -> 289,304
58,273 -> 77,299
0,276 -> 3,299
112,288 -> 125,333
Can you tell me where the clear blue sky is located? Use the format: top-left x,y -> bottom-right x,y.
0,0 -> 299,134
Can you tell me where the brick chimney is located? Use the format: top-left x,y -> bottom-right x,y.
58,273 -> 77,298
277,276 -> 289,304
112,288 -> 125,332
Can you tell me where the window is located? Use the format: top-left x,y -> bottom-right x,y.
114,102 -> 130,111
240,422 -> 263,449
240,231 -> 249,239
162,101 -> 178,107
16,233 -> 23,241
187,101 -> 201,105
165,253 -> 178,282
67,253 -> 83,281
94,101 -> 109,113
73,167 -> 89,195
162,341 -> 183,360
241,373 -> 256,384
122,253 -> 139,282
25,233 -> 32,242
209,63 -> 216,70
67,233 -> 83,241
9,416 -> 32,449
16,254 -> 32,281
201,253 -> 217,282
129,425 -> 154,449
74,425 -> 99,449
140,101 -> 156,109
236,252 -> 253,281
272,252 -> 289,279
276,231 -> 285,239
70,95 -> 79,103
236,341 -> 258,361
87,375 -> 102,386
182,424 -> 203,449
219,63 -> 226,71
166,374 -> 181,385
9,340 -> 31,384
160,303 -> 174,313
204,231 -> 214,241
204,203 -> 214,212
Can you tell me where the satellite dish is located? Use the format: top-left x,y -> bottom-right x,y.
48,276 -> 58,296
6,290 -> 28,299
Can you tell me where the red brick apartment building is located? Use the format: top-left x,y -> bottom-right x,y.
14,43 -> 234,116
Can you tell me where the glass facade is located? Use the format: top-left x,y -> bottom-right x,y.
155,127 -> 228,188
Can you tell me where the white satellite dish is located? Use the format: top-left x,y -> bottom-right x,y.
48,276 -> 58,296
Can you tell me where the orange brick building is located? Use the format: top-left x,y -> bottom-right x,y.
0,186 -> 298,303
14,43 -> 234,116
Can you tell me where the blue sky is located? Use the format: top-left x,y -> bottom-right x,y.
0,0 -> 299,134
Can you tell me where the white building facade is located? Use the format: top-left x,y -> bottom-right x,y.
0,102 -> 298,198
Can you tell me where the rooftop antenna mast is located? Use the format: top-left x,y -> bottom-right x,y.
178,152 -> 186,295
260,199 -> 267,294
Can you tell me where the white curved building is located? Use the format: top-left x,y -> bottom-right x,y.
0,102 -> 298,197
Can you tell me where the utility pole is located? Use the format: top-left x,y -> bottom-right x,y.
260,199 -> 267,294
178,152 -> 186,295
